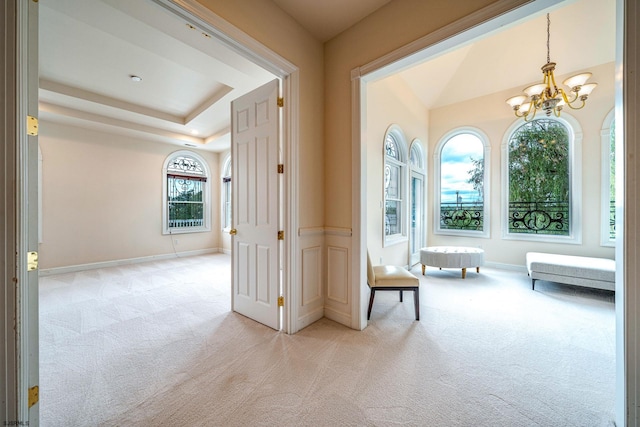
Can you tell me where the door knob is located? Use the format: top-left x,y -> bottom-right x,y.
229,228 -> 237,235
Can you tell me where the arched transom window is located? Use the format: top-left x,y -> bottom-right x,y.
163,150 -> 211,234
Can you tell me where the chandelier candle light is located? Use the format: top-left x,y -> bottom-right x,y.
506,13 -> 597,121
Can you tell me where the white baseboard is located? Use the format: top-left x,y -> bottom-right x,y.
323,306 -> 351,328
219,248 -> 231,255
39,248 -> 220,276
296,307 -> 324,332
485,261 -> 527,273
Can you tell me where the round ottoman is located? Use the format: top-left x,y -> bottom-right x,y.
420,246 -> 485,279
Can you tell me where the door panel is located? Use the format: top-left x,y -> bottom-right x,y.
231,79 -> 280,330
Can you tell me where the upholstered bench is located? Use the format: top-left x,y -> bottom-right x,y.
420,246 -> 485,279
525,252 -> 616,291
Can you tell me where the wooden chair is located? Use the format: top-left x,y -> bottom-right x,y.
367,252 -> 420,321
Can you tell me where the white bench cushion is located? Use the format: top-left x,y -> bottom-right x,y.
526,252 -> 615,290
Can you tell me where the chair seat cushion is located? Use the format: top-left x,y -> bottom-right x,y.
372,265 -> 419,288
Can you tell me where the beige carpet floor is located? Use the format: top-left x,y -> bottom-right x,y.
39,253 -> 615,426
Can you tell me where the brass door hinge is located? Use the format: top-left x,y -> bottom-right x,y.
278,230 -> 284,240
277,296 -> 284,307
27,116 -> 38,136
277,164 -> 284,174
28,385 -> 39,408
27,251 -> 38,271
277,97 -> 284,107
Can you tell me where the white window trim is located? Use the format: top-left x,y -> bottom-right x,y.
383,124 -> 408,247
434,127 -> 491,238
409,139 -> 427,261
162,150 -> 211,235
601,108 -> 616,246
501,115 -> 582,244
221,153 -> 231,232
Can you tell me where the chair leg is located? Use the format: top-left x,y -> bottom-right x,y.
414,288 -> 420,321
399,290 -> 403,302
367,289 -> 376,320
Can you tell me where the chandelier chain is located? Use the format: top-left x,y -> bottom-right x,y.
546,13 -> 551,64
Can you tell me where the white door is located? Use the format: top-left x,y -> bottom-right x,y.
231,79 -> 280,330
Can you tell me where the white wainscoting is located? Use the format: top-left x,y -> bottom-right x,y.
323,227 -> 353,327
297,227 -> 325,330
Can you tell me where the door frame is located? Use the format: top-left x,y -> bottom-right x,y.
408,154 -> 426,266
408,138 -> 426,266
5,0 -> 302,422
151,0 -> 300,334
352,0 -> 636,424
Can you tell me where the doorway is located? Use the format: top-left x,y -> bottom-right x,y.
33,0 -> 300,424
356,0 -> 622,422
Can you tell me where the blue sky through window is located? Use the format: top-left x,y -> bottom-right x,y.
441,133 -> 483,203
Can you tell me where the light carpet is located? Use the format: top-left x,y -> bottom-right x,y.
39,253 -> 615,426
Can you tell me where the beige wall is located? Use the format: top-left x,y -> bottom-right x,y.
366,75 -> 429,267
196,0 -> 325,229
324,0 -> 503,229
427,61 -> 616,266
38,121 -> 220,269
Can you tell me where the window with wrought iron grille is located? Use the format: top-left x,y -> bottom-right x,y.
162,151 -> 211,234
383,126 -> 408,245
434,128 -> 490,238
502,116 -> 582,243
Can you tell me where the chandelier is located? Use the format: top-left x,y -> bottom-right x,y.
506,13 -> 597,121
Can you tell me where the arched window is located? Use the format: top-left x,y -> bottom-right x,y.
162,150 -> 211,234
221,154 -> 232,231
434,128 -> 490,237
601,109 -> 616,246
383,125 -> 408,244
502,116 -> 582,242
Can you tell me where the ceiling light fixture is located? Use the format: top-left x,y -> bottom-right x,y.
506,13 -> 597,122
130,75 -> 142,82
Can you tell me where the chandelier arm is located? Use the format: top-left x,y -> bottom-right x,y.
524,107 -> 538,122
548,71 -> 560,98
564,98 -> 587,110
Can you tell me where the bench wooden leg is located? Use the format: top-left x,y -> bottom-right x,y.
399,290 -> 403,302
414,288 -> 420,321
476,267 -> 480,273
462,268 -> 467,279
532,278 -> 536,290
367,289 -> 376,320
422,264 -> 426,275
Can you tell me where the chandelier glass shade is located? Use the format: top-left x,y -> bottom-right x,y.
506,14 -> 597,121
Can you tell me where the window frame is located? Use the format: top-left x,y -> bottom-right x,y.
383,125 -> 408,246
501,115 -> 582,244
434,127 -> 491,238
409,139 -> 426,260
221,154 -> 232,232
601,108 -> 616,246
162,150 -> 211,235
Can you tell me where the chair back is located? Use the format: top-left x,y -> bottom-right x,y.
366,252 -> 375,287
